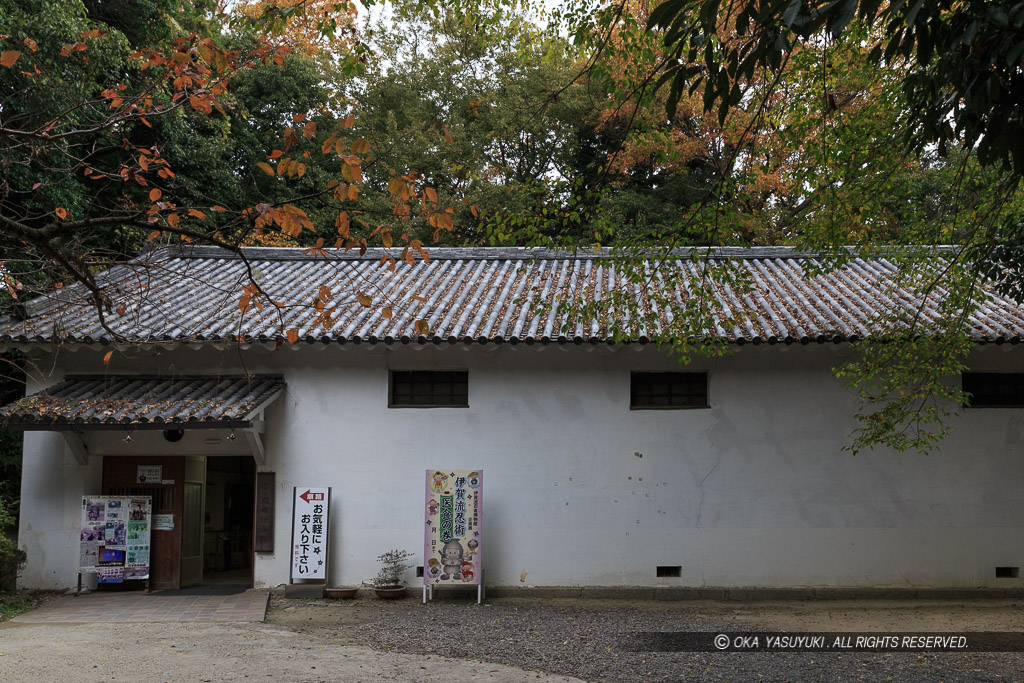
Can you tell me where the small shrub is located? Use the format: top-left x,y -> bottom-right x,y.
0,496 -> 24,591
373,549 -> 415,587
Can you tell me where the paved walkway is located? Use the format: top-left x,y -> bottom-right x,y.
12,586 -> 269,623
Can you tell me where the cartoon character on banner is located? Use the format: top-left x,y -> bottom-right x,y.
439,540 -> 463,580
426,498 -> 439,516
427,558 -> 441,579
431,472 -> 448,493
465,538 -> 479,559
461,561 -> 475,582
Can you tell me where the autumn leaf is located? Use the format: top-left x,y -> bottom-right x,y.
22,37 -> 37,52
102,350 -> 113,365
286,328 -> 299,344
356,292 -> 372,307
442,125 -> 454,143
55,207 -> 68,220
414,319 -> 430,335
188,209 -> 207,219
149,188 -> 162,201
381,306 -> 393,319
211,205 -> 227,212
351,138 -> 370,155
257,162 -> 275,176
268,149 -> 284,160
381,228 -> 393,248
303,121 -> 317,138
0,51 -> 21,68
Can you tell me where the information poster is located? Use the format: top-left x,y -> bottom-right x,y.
290,487 -> 329,581
424,470 -> 482,586
80,495 -> 152,582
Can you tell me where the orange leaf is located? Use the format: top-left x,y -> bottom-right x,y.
341,114 -> 355,128
381,307 -> 393,319
424,187 -> 438,203
414,319 -> 430,335
356,292 -> 372,307
303,121 -> 317,138
381,229 -> 393,248
286,328 -> 299,344
0,51 -> 21,67
257,162 -> 275,176
23,37 -> 37,52
149,188 -> 162,201
55,207 -> 68,220
268,149 -> 284,160
188,209 -> 207,219
351,138 -> 370,155
102,350 -> 113,365
211,205 -> 227,212
442,125 -> 454,143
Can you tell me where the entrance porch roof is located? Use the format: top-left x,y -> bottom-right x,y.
0,375 -> 284,431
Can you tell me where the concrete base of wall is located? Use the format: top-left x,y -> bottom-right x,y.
343,585 -> 1024,601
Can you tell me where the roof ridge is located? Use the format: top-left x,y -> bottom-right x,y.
160,244 -> 958,262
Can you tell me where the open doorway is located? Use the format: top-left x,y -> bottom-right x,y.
203,456 -> 255,586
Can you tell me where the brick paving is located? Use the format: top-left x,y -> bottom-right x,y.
12,588 -> 269,623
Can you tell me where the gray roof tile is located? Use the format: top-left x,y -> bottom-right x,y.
1,246 -> 1022,346
0,375 -> 284,429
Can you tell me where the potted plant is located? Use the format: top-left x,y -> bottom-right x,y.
323,586 -> 358,599
372,549 -> 415,599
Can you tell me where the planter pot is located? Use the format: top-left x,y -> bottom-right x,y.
374,585 -> 406,599
324,587 -> 358,600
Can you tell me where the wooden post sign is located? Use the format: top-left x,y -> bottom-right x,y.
290,487 -> 330,582
423,470 -> 482,604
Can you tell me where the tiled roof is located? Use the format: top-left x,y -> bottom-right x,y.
0,375 -> 284,429
0,246 -> 1022,346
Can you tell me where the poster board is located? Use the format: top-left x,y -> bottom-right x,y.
424,470 -> 482,586
290,487 -> 330,581
81,496 -> 152,582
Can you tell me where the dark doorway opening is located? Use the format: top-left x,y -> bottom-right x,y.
203,456 -> 255,586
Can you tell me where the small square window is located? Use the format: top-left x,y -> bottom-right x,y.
963,373 -> 1024,408
631,372 -> 708,409
390,371 -> 468,408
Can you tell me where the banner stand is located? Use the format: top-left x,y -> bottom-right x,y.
289,487 -> 331,595
423,470 -> 483,605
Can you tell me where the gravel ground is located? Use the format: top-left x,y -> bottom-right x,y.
362,599 -> 1024,682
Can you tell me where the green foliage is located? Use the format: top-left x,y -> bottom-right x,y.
0,495 -> 25,591
373,549 -> 415,587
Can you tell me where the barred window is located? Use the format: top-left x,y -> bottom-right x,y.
389,371 -> 468,408
630,372 -> 708,409
962,373 -> 1024,408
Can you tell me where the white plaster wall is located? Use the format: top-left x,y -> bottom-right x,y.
15,342 -> 1024,589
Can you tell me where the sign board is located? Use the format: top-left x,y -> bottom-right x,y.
136,465 -> 162,484
290,487 -> 330,581
255,472 -> 275,553
424,470 -> 482,586
80,496 -> 152,582
152,513 -> 174,531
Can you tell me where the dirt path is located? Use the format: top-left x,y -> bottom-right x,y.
2,595 -> 1022,682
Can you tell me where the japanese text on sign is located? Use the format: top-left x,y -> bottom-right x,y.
424,470 -> 482,586
291,487 -> 330,581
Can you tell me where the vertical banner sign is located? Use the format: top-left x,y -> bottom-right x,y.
290,487 -> 330,581
254,472 -> 275,553
424,470 -> 482,586
80,496 -> 152,582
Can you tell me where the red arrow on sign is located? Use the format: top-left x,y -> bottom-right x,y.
299,490 -> 324,503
